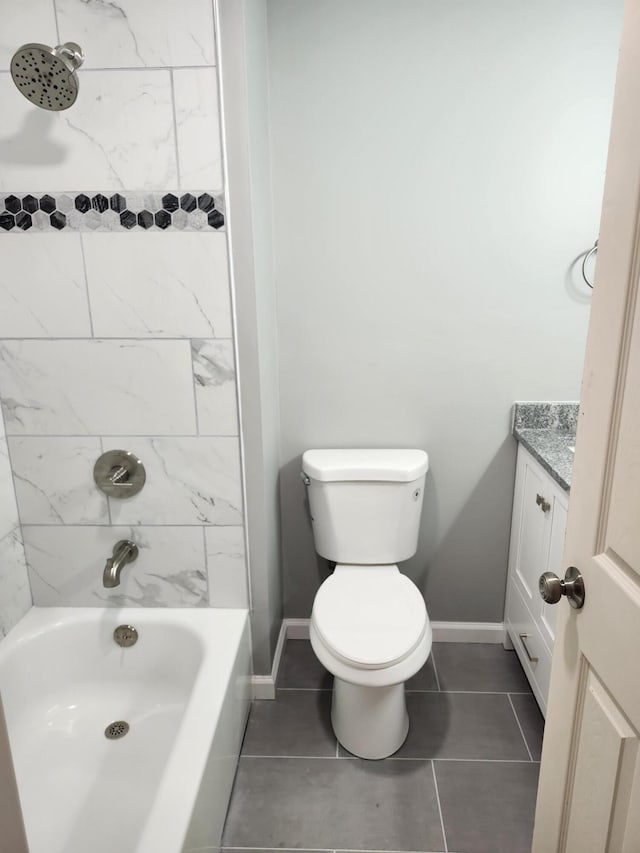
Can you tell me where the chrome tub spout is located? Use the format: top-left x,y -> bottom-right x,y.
103,540 -> 139,588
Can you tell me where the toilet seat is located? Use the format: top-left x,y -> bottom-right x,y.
311,565 -> 427,670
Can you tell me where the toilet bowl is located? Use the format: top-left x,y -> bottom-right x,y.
310,564 -> 431,759
302,448 -> 430,760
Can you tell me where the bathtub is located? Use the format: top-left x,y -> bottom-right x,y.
0,606 -> 251,853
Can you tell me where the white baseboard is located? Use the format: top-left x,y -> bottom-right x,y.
251,618 -> 288,700
431,621 -> 505,643
251,617 -> 506,697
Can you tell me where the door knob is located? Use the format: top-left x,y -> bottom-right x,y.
539,566 -> 585,610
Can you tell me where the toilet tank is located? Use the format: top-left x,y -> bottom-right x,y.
302,449 -> 429,564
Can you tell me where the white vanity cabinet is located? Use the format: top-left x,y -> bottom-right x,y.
504,444 -> 569,716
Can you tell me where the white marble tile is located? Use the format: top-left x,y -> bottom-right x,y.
192,339 -> 239,435
0,1 -> 58,67
0,339 -> 197,435
205,526 -> 248,608
108,437 -> 243,525
0,234 -> 91,338
83,232 -> 232,337
0,438 -> 20,541
55,0 -> 216,68
8,437 -> 108,525
0,70 -> 176,191
23,525 -> 207,607
0,528 -> 31,638
174,68 -> 223,191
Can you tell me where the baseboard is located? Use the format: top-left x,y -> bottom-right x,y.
251,617 -> 506,697
431,621 -> 505,643
251,618 -> 288,700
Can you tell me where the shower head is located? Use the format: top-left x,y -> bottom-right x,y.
10,42 -> 84,111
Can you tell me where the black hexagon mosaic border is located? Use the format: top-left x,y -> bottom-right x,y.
0,192 -> 225,233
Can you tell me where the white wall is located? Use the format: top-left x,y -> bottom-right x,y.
267,0 -> 622,619
0,1 -> 249,615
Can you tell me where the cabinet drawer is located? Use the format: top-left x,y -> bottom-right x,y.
506,580 -> 552,716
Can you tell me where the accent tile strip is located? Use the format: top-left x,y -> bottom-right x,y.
0,192 -> 225,233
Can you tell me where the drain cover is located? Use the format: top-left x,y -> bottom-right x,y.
104,720 -> 129,739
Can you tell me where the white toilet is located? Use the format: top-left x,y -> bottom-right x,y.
302,448 -> 431,760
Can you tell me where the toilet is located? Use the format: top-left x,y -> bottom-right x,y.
302,448 -> 431,760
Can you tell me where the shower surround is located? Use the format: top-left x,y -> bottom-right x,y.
0,0 -> 249,614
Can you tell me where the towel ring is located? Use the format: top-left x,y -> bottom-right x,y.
581,240 -> 597,289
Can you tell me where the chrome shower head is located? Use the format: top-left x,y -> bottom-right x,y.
10,42 -> 84,111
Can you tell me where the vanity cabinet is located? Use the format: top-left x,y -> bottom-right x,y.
504,444 -> 569,716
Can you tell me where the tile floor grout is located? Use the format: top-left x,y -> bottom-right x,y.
240,754 -> 540,764
221,848 -> 460,853
430,759 -> 449,853
274,686 -> 534,693
507,693 -> 534,762
221,848 -> 456,853
430,647 -> 442,691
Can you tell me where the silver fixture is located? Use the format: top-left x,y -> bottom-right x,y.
539,566 -> 585,609
535,493 -> 551,513
94,450 -> 146,499
103,540 -> 139,588
114,624 -> 138,648
518,633 -> 539,663
581,240 -> 598,289
300,472 -> 311,486
10,42 -> 84,111
104,720 -> 129,740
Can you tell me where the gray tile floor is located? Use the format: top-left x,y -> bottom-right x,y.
222,641 -> 544,853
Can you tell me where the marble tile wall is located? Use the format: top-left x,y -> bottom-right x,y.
0,0 -> 250,614
0,412 -> 30,637
0,0 -> 222,192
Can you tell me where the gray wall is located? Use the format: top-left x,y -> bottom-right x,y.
267,0 -> 622,620
218,0 -> 283,673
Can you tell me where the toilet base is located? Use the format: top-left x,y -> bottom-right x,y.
331,677 -> 409,759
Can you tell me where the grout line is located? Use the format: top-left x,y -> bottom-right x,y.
220,844 -> 450,853
0,65 -> 217,74
99,436 -> 113,525
272,686 -> 531,696
432,757 -> 540,764
239,754 -> 539,763
169,69 -> 182,194
202,524 -> 211,605
52,0 -> 61,43
6,435 -> 239,440
508,694 -> 534,762
431,760 -> 449,853
0,337 -> 232,343
189,340 -> 201,436
430,648 -> 441,691
422,689 -> 534,695
78,234 -> 95,338
241,754 -> 346,760
277,687 -> 333,692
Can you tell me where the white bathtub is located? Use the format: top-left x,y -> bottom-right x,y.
0,606 -> 251,853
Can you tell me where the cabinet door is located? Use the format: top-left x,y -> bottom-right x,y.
539,491 -> 567,648
511,450 -> 549,610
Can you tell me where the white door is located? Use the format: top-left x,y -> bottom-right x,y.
532,1 -> 640,850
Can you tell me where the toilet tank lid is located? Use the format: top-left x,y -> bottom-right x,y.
302,449 -> 429,482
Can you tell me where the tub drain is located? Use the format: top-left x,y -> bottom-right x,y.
104,720 -> 129,739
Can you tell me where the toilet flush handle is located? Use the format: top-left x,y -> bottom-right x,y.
300,472 -> 311,486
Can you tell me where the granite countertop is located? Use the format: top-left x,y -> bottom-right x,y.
512,402 -> 579,493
